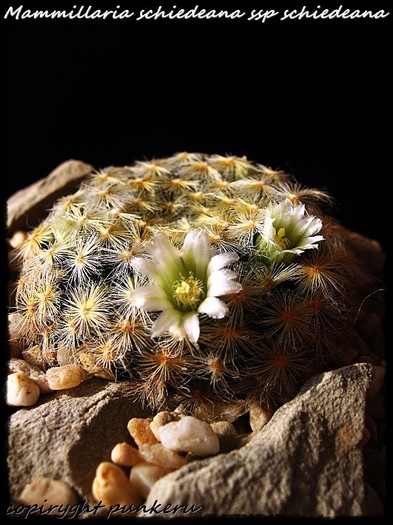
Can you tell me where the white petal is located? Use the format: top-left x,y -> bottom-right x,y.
151,309 -> 183,338
208,252 -> 238,273
208,269 -> 237,284
198,297 -> 228,319
182,229 -> 212,279
182,312 -> 200,343
147,233 -> 180,262
208,275 -> 242,297
145,233 -> 185,285
131,258 -> 160,280
132,285 -> 172,311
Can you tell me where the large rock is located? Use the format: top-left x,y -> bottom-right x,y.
7,159 -> 94,234
144,363 -> 376,517
7,378 -> 151,502
7,364 -> 383,517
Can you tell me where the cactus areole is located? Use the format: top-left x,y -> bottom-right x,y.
13,153 -> 366,410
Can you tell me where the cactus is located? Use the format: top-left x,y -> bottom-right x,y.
12,152 -> 367,410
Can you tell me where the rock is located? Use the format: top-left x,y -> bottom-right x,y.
130,462 -> 173,500
7,159 -> 94,234
149,411 -> 181,441
248,403 -> 274,433
22,345 -> 46,369
7,378 -> 151,502
46,364 -> 84,390
77,349 -> 115,379
6,372 -> 41,407
8,230 -> 28,249
92,462 -> 141,509
210,421 -> 239,453
111,442 -> 142,467
18,477 -> 78,514
145,364 -> 376,517
8,313 -> 25,340
345,231 -> 385,279
158,416 -> 220,457
128,418 -> 158,446
9,339 -> 23,359
8,357 -> 51,393
138,444 -> 188,470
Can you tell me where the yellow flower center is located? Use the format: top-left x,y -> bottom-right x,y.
275,227 -> 290,249
173,272 -> 205,309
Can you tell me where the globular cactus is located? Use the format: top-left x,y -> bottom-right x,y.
12,152 -> 367,411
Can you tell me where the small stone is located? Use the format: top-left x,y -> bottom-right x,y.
22,345 -> 46,369
210,421 -> 239,453
78,350 -> 115,380
7,372 -> 41,406
128,418 -> 158,446
8,357 -> 51,393
19,477 -> 78,514
191,398 -> 247,423
158,416 -> 220,457
138,444 -> 188,470
9,339 -> 23,358
248,403 -> 274,433
130,462 -> 173,499
92,461 -> 141,508
8,313 -> 25,340
111,442 -> 142,467
56,344 -> 74,366
9,230 -> 28,249
149,411 -> 181,441
366,366 -> 385,399
46,364 -> 83,390
44,348 -> 58,367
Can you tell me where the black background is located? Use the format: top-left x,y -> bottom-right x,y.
5,0 -> 388,250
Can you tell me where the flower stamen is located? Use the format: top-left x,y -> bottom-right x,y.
172,272 -> 205,309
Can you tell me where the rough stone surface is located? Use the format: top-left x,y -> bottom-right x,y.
145,364 -> 374,517
7,378 -> 151,502
345,230 -> 385,279
7,159 -> 94,234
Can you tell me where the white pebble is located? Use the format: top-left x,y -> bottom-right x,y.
130,462 -> 173,499
9,230 -> 28,249
149,411 -> 181,441
46,364 -> 83,390
8,357 -> 51,393
158,416 -> 220,457
6,372 -> 40,406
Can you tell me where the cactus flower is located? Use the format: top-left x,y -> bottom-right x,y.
131,229 -> 242,342
256,199 -> 324,263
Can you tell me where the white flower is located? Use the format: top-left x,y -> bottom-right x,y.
130,229 -> 242,342
256,199 -> 324,264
